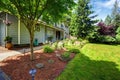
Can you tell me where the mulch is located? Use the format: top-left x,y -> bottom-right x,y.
0,49 -> 74,80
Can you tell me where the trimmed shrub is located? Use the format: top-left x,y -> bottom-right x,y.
69,48 -> 80,54
104,36 -> 116,43
44,46 -> 54,53
61,52 -> 70,60
116,34 -> 120,43
57,41 -> 64,49
51,42 -> 58,49
116,27 -> 120,43
89,35 -> 116,44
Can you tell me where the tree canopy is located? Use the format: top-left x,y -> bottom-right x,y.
0,0 -> 75,60
0,0 -> 75,23
111,0 -> 120,27
104,15 -> 112,25
70,0 -> 97,39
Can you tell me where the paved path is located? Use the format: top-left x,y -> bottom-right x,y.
0,46 -> 42,61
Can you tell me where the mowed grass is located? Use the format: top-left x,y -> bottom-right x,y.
56,43 -> 120,80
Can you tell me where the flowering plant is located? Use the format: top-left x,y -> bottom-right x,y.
3,20 -> 12,26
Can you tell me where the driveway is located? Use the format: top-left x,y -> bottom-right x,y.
0,46 -> 42,61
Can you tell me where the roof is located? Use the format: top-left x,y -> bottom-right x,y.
37,20 -> 64,32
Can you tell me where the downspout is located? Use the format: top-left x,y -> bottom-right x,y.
4,13 -> 8,47
45,26 -> 47,43
5,13 -> 8,37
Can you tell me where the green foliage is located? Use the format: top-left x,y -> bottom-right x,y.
57,41 -> 64,49
63,39 -> 76,49
0,0 -> 75,23
51,41 -> 64,50
103,36 -> 116,43
111,0 -> 120,27
88,25 -> 100,41
114,14 -> 120,28
116,27 -> 120,33
89,35 -> 116,44
0,0 -> 75,60
61,51 -> 70,60
51,42 -> 58,49
104,15 -> 112,25
88,1 -> 120,44
41,0 -> 76,23
116,34 -> 120,43
70,12 -> 77,36
4,36 -> 12,43
88,24 -> 117,44
69,48 -> 80,54
63,39 -> 87,50
44,45 -> 54,53
70,0 -> 97,39
116,27 -> 120,43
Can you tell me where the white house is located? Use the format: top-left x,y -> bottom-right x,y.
0,13 -> 69,46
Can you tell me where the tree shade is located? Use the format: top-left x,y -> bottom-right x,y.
0,0 -> 75,60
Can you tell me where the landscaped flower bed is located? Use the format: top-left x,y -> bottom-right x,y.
0,49 -> 75,80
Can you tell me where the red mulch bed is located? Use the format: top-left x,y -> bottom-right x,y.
0,49 -> 74,80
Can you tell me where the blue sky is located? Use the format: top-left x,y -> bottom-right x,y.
90,0 -> 120,21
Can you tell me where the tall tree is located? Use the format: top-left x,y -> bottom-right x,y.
70,0 -> 97,39
70,10 -> 78,36
111,0 -> 120,28
104,15 -> 112,25
0,0 -> 75,60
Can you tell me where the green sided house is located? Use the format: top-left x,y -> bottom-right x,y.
0,13 -> 69,46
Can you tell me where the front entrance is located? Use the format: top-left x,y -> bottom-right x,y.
56,31 -> 61,40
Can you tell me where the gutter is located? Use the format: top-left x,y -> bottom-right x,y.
37,20 -> 64,32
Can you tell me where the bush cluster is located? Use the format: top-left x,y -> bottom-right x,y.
61,51 -> 70,60
69,48 -> 80,54
44,45 -> 54,53
88,22 -> 120,44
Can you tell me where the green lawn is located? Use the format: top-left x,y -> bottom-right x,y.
56,43 -> 120,80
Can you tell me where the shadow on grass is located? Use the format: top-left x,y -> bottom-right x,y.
57,52 -> 120,80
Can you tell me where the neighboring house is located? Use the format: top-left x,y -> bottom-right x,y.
0,13 -> 69,46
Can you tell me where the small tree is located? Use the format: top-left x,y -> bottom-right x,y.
97,22 -> 115,36
0,0 -> 75,60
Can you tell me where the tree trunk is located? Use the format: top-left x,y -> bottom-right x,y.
26,21 -> 36,61
30,32 -> 34,61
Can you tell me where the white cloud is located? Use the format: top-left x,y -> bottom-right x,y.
95,0 -> 120,9
104,0 -> 115,7
95,8 -> 102,14
91,0 -> 120,20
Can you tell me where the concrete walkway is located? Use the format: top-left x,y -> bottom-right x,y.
0,46 -> 42,61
